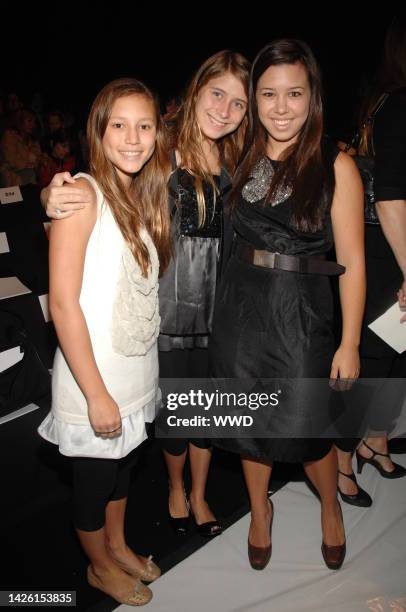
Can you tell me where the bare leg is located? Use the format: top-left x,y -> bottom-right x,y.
335,446 -> 358,495
77,526 -> 136,592
188,444 -> 217,524
242,456 -> 273,547
304,447 -> 345,546
104,497 -> 152,576
358,435 -> 395,472
163,449 -> 189,518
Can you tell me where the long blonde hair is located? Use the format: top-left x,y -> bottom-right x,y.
169,51 -> 250,226
87,78 -> 172,276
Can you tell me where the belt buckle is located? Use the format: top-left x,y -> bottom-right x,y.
253,250 -> 278,268
267,252 -> 276,268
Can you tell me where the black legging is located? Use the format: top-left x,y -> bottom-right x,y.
72,450 -> 138,531
158,347 -> 211,455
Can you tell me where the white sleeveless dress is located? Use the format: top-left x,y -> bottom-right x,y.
38,173 -> 161,458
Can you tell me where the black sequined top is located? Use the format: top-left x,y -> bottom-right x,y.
158,166 -> 231,350
174,168 -> 223,238
233,138 -> 339,255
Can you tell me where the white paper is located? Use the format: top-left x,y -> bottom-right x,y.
0,346 -> 23,372
0,276 -> 31,300
38,294 -> 51,322
368,302 -> 406,353
0,232 -> 10,254
0,186 -> 23,204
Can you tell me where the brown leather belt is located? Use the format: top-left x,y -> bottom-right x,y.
235,244 -> 345,276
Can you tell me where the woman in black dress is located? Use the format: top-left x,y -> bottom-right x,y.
352,17 -> 406,475
210,39 -> 366,570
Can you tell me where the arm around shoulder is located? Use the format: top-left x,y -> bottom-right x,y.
41,172 -> 95,219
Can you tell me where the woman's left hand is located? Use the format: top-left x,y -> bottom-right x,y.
329,345 -> 360,390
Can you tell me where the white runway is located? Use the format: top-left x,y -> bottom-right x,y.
118,453 -> 406,612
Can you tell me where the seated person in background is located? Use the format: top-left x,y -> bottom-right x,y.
38,129 -> 77,188
43,110 -> 65,136
0,108 -> 43,186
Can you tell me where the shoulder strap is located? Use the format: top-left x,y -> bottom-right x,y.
363,93 -> 389,157
345,93 -> 389,154
369,92 -> 389,119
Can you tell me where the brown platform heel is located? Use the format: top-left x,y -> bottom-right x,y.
248,499 -> 274,570
321,501 -> 346,570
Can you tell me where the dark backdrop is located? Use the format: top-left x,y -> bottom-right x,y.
1,7 -> 401,137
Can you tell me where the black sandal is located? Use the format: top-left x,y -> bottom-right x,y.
337,469 -> 372,507
189,500 -> 222,538
356,441 -> 406,479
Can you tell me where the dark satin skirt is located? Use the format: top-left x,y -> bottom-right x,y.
209,256 -> 334,463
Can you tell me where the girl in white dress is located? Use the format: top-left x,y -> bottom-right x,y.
38,78 -> 172,606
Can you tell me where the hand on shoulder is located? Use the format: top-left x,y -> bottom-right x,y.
41,172 -> 95,219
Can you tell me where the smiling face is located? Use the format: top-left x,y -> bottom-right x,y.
194,72 -> 248,143
256,62 -> 311,158
102,94 -> 157,187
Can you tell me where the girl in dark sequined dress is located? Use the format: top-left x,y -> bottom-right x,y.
155,50 -> 250,536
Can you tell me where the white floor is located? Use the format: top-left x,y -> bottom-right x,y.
118,453 -> 406,612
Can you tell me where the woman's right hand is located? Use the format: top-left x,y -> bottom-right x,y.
40,172 -> 92,219
87,393 -> 122,439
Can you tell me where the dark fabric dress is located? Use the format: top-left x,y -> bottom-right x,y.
357,90 -> 406,434
209,140 -> 339,463
158,167 -> 230,351
157,167 -> 231,454
360,89 -> 406,371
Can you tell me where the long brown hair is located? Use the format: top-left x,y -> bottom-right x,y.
169,50 -> 250,226
87,78 -> 171,276
231,39 -> 330,232
359,14 -> 406,156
